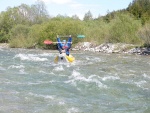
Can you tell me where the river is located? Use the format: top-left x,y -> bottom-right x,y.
0,48 -> 150,113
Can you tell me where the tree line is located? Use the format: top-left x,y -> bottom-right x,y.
0,0 -> 150,48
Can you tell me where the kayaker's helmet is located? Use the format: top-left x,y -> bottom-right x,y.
63,40 -> 66,43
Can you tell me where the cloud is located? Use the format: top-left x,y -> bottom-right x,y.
41,0 -> 73,4
38,0 -> 102,19
70,3 -> 101,17
70,3 -> 83,9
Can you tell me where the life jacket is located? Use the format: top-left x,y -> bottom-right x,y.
62,44 -> 68,49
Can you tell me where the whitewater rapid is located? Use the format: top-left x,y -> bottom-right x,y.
0,48 -> 150,113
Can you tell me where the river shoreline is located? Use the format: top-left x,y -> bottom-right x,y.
73,42 -> 150,55
0,43 -> 9,48
1,42 -> 150,55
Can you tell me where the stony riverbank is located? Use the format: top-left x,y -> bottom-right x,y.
1,42 -> 150,55
0,43 -> 9,48
72,42 -> 150,55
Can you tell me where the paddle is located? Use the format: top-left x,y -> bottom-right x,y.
44,40 -> 72,45
44,40 -> 53,45
44,35 -> 85,45
77,35 -> 85,38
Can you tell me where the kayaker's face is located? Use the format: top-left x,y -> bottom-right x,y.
63,42 -> 66,44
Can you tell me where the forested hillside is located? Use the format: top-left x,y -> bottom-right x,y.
127,0 -> 150,24
0,0 -> 150,48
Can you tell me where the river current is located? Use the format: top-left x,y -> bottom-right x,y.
0,48 -> 150,113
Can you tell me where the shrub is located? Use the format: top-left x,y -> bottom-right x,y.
108,13 -> 142,44
138,23 -> 150,47
9,24 -> 29,47
40,18 -> 84,45
83,20 -> 110,44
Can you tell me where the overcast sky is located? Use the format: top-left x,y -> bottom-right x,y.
0,0 -> 133,19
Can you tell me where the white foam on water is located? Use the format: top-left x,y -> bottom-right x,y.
71,60 -> 83,66
85,56 -> 101,61
129,69 -> 136,73
28,92 -> 54,100
26,80 -> 55,86
28,92 -> 67,108
142,73 -> 150,79
58,101 -> 65,105
39,70 -> 55,75
65,70 -> 107,88
19,69 -> 27,74
101,76 -> 120,81
14,54 -> 48,61
53,65 -> 64,71
85,57 -> 90,60
74,55 -> 100,66
7,65 -> 27,74
66,64 -> 71,67
134,80 -> 148,90
8,65 -> 24,69
2,79 -> 21,85
2,79 -> 54,86
67,107 -> 80,113
10,90 -> 20,95
93,57 -> 101,62
39,53 -> 53,57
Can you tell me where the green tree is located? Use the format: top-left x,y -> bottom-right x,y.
127,0 -> 150,24
71,15 -> 80,20
0,0 -> 49,43
83,10 -> 93,21
0,9 -> 15,42
31,0 -> 49,24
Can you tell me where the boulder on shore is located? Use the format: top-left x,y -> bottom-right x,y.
0,43 -> 9,48
73,42 -> 150,55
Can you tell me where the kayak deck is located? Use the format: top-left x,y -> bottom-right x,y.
54,53 -> 75,63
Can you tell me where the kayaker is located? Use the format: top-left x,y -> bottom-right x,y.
56,35 -> 72,56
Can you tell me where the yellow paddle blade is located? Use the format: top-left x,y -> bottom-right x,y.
54,56 -> 58,63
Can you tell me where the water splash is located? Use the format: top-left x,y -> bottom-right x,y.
14,53 -> 48,61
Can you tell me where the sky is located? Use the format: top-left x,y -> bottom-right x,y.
0,0 -> 133,19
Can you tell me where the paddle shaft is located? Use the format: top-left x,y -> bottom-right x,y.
52,42 -> 72,44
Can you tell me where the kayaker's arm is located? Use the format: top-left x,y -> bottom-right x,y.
56,36 -> 63,54
57,37 -> 63,48
67,36 -> 72,49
